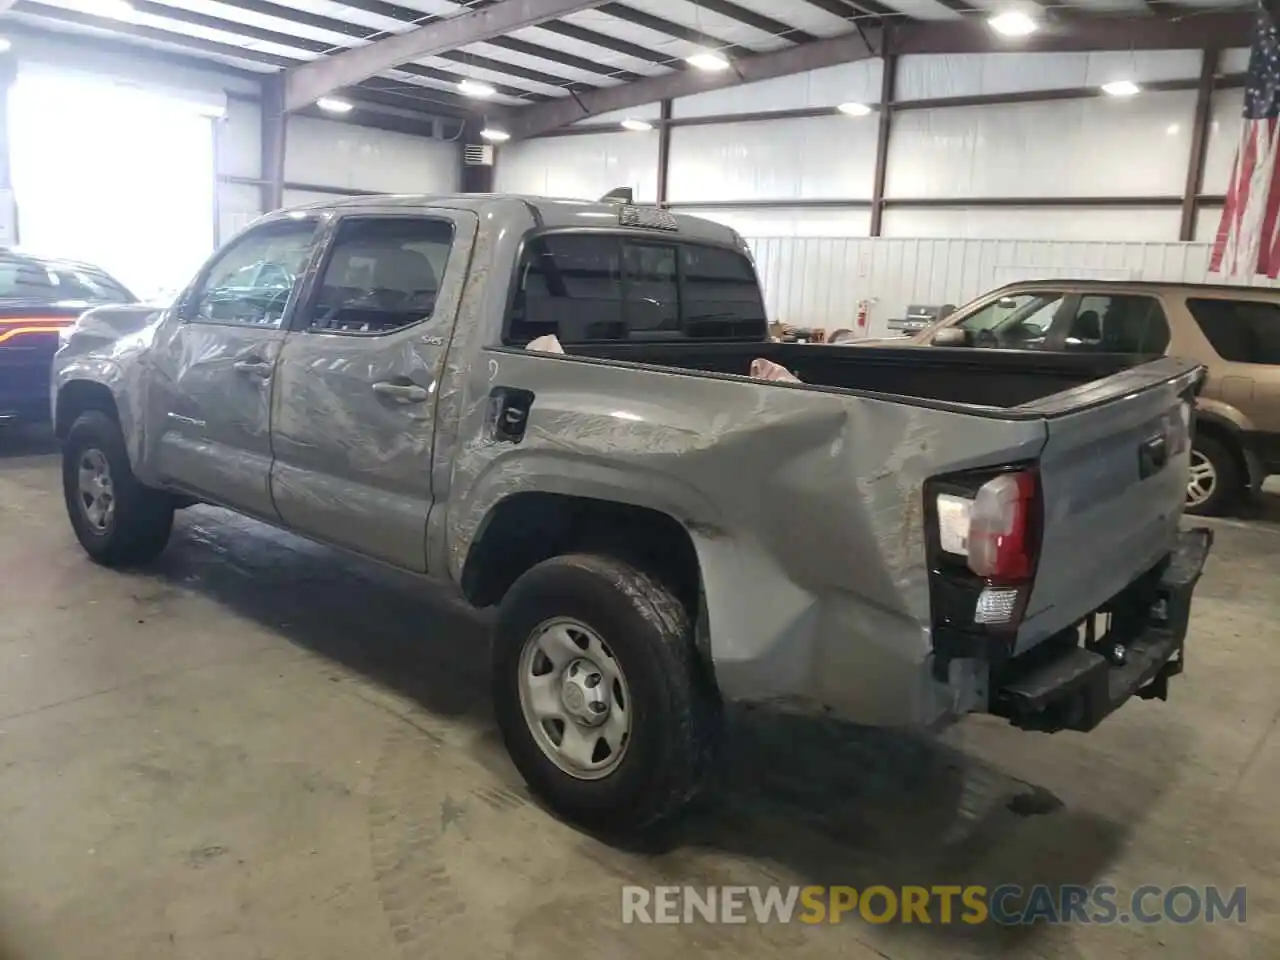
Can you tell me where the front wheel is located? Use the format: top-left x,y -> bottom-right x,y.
62,411 -> 174,566
1185,434 -> 1243,518
492,553 -> 720,832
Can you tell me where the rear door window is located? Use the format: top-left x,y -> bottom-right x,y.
1187,298 -> 1280,364
508,233 -> 765,344
1065,295 -> 1170,353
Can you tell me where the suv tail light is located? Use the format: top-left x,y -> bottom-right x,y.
928,467 -> 1043,634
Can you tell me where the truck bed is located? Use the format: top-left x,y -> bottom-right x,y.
568,341 -> 1148,411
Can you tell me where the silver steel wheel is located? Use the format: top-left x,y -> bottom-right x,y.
1187,449 -> 1217,507
517,616 -> 631,781
77,448 -> 115,532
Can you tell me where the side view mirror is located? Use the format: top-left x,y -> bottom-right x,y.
931,327 -> 969,347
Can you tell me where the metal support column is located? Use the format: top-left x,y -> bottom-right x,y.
1180,47 -> 1219,242
260,73 -> 287,214
460,116 -> 496,193
656,98 -> 672,204
869,49 -> 897,238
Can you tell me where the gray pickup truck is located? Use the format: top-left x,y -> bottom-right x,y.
52,194 -> 1213,831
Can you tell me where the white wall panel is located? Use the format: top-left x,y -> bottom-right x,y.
1221,48 -> 1252,74
896,50 -> 1202,101
673,206 -> 871,237
216,182 -> 261,245
739,236 -> 1280,335
1195,205 -> 1224,245
668,115 -> 877,202
494,132 -> 659,201
217,97 -> 260,180
1203,88 -> 1244,195
886,91 -> 1196,198
284,117 -> 459,194
672,59 -> 882,118
881,206 -> 1182,242
574,103 -> 662,126
282,188 -> 349,208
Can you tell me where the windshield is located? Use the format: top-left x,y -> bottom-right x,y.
0,254 -> 134,304
952,293 -> 1064,347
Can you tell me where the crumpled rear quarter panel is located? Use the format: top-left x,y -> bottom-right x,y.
446,350 -> 1046,727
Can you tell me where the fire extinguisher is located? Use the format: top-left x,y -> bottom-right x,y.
855,299 -> 871,335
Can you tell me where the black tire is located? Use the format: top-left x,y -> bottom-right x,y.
492,553 -> 720,832
1185,433 -> 1244,518
62,411 -> 174,566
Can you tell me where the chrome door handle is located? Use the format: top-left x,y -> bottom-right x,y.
372,381 -> 429,403
233,358 -> 274,378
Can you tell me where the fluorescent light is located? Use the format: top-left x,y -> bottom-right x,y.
686,50 -> 730,72
96,0 -> 135,19
988,11 -> 1038,37
620,118 -> 653,131
1102,80 -> 1141,97
316,97 -> 353,114
836,102 -> 872,117
480,127 -> 510,142
459,78 -> 496,99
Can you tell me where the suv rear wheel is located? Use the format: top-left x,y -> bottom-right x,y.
1185,433 -> 1242,517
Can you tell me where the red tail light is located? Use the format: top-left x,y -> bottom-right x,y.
967,470 -> 1039,585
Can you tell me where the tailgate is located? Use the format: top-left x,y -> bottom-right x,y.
1015,357 -> 1204,652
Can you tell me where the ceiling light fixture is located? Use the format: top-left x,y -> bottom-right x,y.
316,97 -> 353,114
836,102 -> 872,117
620,118 -> 653,131
1102,79 -> 1141,97
686,50 -> 730,72
0,38 -> 12,53
97,0 -> 136,19
988,11 -> 1038,37
459,78 -> 496,99
480,126 -> 510,143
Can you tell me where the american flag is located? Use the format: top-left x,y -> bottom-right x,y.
1212,1 -> 1280,278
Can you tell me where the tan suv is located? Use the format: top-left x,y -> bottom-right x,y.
900,280 -> 1280,516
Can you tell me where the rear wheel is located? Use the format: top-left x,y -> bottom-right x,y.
492,553 -> 720,832
1185,433 -> 1243,518
62,411 -> 174,566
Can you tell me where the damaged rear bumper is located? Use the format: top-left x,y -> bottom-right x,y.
992,527 -> 1213,733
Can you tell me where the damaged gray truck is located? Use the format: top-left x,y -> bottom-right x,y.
52,194 -> 1213,830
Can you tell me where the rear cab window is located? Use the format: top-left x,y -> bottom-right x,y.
1186,298 -> 1280,364
506,232 -> 766,345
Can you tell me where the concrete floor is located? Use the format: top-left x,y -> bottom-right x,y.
0,428 -> 1277,960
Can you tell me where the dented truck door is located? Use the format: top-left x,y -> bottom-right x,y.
269,208 -> 478,572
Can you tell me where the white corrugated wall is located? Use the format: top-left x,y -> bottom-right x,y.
744,237 -> 1280,336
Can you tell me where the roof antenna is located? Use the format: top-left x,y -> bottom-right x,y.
599,187 -> 634,203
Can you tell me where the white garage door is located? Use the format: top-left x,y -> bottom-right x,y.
9,65 -> 219,301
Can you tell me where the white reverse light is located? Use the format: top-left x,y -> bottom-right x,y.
620,117 -> 653,131
988,11 -> 1039,37
686,50 -> 731,72
836,102 -> 872,117
0,37 -> 11,53
316,97 -> 352,114
480,126 -> 510,142
935,493 -> 973,557
459,78 -> 497,99
1102,80 -> 1141,97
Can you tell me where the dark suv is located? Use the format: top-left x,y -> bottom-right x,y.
0,251 -> 134,426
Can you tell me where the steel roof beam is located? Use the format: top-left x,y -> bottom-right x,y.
505,10 -> 1253,138
283,0 -> 612,111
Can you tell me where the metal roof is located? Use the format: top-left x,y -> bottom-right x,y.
0,0 -> 1259,130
